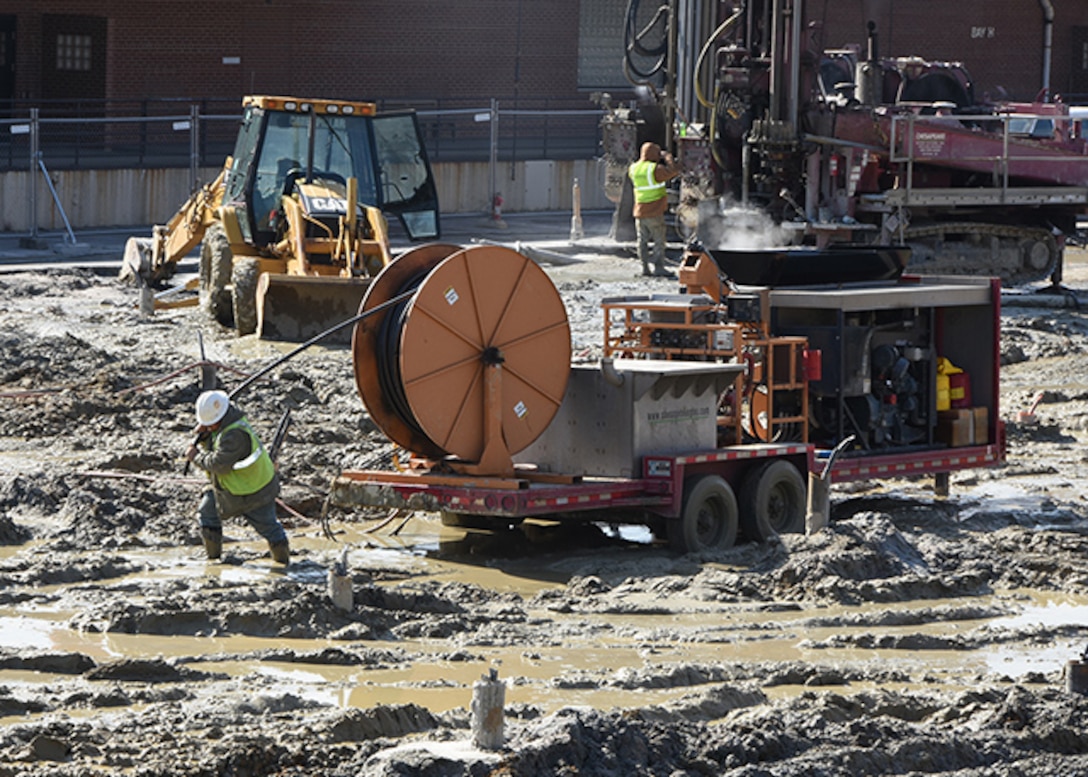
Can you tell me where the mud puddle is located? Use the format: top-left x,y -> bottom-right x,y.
4,518 -> 1087,713
5,262 -> 1088,773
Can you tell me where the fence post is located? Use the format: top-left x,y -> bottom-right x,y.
489,98 -> 499,220
28,108 -> 39,240
19,108 -> 51,249
189,104 -> 200,192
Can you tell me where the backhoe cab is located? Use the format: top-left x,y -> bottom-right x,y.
122,95 -> 440,342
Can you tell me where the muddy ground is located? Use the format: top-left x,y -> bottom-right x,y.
3,240 -> 1088,775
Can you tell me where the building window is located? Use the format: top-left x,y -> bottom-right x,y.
56,34 -> 92,71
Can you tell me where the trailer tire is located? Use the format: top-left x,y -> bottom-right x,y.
200,225 -> 234,326
739,460 -> 806,541
670,475 -> 738,553
231,259 -> 260,336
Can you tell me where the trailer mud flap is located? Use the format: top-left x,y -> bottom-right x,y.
257,273 -> 372,344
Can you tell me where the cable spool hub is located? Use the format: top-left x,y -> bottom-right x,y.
353,244 -> 571,472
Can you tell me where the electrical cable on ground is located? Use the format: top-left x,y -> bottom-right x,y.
227,287 -> 415,401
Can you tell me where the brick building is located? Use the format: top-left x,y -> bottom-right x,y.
1,2 -> 1086,110
0,0 -> 584,106
817,0 -> 1088,103
1,1 -> 1087,228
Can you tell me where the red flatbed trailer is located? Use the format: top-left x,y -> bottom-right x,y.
331,274 -> 1005,553
335,443 -> 809,520
333,442 -> 811,551
332,432 -> 1003,552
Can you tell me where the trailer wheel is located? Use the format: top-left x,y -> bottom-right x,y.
670,475 -> 738,553
200,225 -> 234,326
231,258 -> 260,336
739,460 -> 806,541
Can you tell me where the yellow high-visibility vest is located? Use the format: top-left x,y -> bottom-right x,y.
212,417 -> 275,496
629,159 -> 666,204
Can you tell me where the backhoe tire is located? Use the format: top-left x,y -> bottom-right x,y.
231,258 -> 261,336
669,475 -> 738,554
200,225 -> 234,326
739,460 -> 807,541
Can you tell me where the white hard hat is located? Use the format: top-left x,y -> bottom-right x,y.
195,390 -> 230,426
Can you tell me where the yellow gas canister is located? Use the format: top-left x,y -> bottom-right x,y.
936,357 -> 969,411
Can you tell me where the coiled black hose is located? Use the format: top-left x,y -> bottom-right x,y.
624,0 -> 670,84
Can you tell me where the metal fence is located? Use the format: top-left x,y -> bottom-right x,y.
0,96 -> 605,177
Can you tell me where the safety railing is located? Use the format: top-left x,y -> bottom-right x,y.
887,109 -> 1088,199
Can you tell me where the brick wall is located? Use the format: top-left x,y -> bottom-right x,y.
818,0 -> 1088,102
2,2 -> 1085,107
1,0 -> 582,102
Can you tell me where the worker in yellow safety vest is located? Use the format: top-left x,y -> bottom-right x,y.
185,390 -> 289,564
628,141 -> 681,277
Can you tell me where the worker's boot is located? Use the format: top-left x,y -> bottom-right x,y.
269,539 -> 290,565
201,527 -> 222,560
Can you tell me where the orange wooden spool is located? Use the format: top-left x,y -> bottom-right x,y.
353,244 -> 571,472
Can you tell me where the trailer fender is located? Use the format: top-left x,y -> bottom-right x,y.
739,460 -> 807,541
670,475 -> 739,554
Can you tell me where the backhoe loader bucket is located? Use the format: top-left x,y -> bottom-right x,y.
256,273 -> 373,344
120,237 -> 153,284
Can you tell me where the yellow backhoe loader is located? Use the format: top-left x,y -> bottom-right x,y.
121,95 -> 440,342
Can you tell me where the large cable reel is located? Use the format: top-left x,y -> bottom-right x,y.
352,244 -> 571,475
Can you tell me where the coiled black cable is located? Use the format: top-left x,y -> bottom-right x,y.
375,269 -> 431,442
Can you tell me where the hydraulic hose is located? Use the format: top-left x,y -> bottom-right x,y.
624,0 -> 670,84
694,6 -> 745,109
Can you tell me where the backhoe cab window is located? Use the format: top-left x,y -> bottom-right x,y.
248,110 -> 380,239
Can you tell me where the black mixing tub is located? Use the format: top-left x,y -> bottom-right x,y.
706,245 -> 911,286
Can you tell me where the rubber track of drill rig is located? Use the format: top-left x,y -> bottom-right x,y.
903,222 -> 1058,286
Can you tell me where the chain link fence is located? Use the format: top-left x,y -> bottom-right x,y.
0,96 -> 605,178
